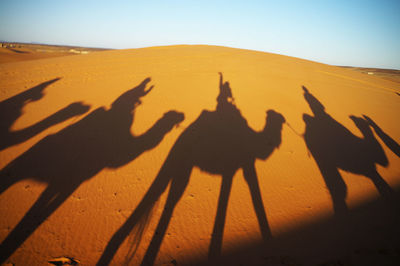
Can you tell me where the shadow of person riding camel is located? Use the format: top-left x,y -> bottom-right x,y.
302,86 -> 394,216
0,78 -> 184,263
0,78 -> 90,151
98,73 -> 285,266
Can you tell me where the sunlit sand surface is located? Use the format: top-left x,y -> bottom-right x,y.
0,45 -> 399,265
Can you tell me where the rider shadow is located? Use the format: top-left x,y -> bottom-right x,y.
98,73 -> 286,265
302,86 -> 394,216
0,78 -> 184,264
0,78 -> 90,151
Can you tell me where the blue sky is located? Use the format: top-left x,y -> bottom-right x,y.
1,0 -> 399,69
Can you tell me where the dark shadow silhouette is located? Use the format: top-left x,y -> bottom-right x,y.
302,86 -> 394,216
0,78 -> 90,151
7,48 -> 30,54
363,115 -> 400,158
98,73 -> 285,266
0,78 -> 184,263
188,189 -> 400,266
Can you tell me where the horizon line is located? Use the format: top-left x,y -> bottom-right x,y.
2,41 -> 399,71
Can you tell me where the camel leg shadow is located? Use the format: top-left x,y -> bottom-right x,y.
243,162 -> 272,240
98,161 -> 192,265
315,160 -> 348,216
141,165 -> 192,266
208,172 -> 234,259
368,170 -> 395,200
0,184 -> 77,263
97,171 -> 172,265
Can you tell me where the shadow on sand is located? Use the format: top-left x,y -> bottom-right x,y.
7,48 -> 30,54
98,73 -> 285,265
0,78 -> 184,263
0,78 -> 90,151
363,115 -> 400,158
302,86 -> 395,216
187,87 -> 400,266
188,189 -> 400,266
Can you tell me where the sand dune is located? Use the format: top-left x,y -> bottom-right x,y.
0,43 -> 108,64
0,45 -> 399,265
0,47 -> 72,64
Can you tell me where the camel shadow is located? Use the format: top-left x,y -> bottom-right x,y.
302,86 -> 394,216
98,73 -> 285,265
0,78 -> 184,263
0,78 -> 90,151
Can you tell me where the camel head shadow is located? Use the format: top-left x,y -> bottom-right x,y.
111,77 -> 153,112
363,114 -> 400,158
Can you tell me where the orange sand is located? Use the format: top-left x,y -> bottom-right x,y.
0,47 -> 75,64
0,45 -> 399,265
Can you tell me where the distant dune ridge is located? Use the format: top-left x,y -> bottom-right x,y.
0,45 -> 399,265
0,42 -> 109,64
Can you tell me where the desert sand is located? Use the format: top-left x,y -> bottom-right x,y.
0,44 -> 108,64
0,45 -> 399,265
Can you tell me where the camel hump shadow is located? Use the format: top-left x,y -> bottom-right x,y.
185,106 -> 285,176
0,77 -> 184,264
97,73 -> 286,266
302,86 -> 394,216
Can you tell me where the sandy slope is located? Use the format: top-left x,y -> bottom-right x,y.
0,47 -> 74,64
0,45 -> 399,265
